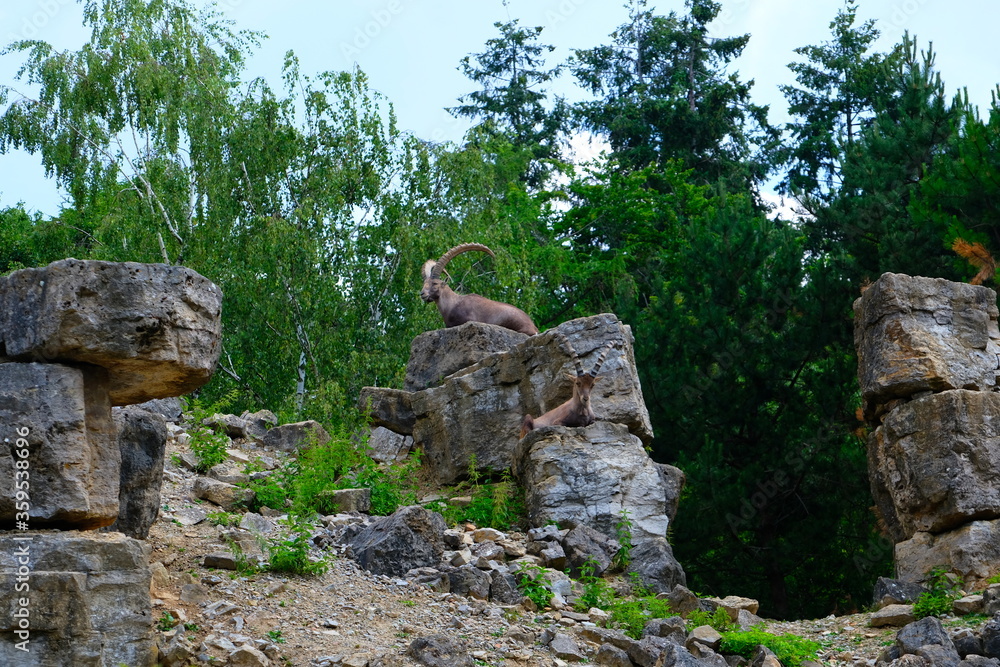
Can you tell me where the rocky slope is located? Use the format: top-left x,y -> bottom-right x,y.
146,427 -> 972,667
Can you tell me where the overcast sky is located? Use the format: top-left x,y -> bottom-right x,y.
1,0 -> 997,216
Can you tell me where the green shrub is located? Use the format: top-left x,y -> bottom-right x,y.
612,510 -> 634,570
686,607 -> 735,633
608,595 -> 675,639
440,460 -> 526,530
264,517 -> 328,576
719,628 -> 821,667
291,427 -> 419,517
182,395 -> 235,473
914,566 -> 961,619
515,564 -> 553,609
573,558 -> 616,612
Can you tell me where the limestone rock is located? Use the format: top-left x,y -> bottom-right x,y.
870,604 -> 917,628
406,634 -> 475,667
874,577 -> 927,608
104,405 -> 168,539
896,616 -> 957,656
562,523 -> 619,578
868,390 -> 1000,542
854,273 -> 1000,412
410,314 -> 652,485
895,519 -> 1000,590
626,537 -> 687,595
346,505 -> 447,577
515,421 -> 670,544
0,259 -> 222,405
366,426 -> 413,462
192,476 -> 254,511
358,387 -> 416,435
405,321 -> 528,391
0,362 -> 119,529
262,420 -> 331,454
0,531 -> 155,666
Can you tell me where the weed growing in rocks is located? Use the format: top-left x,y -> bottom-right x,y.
265,516 -> 329,576
686,607 -> 735,632
515,563 -> 553,609
440,457 -> 527,530
183,395 -> 234,472
719,628 -> 821,666
914,566 -> 961,619
612,509 -> 634,570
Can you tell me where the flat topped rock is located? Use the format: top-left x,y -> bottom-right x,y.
1,259 -> 222,405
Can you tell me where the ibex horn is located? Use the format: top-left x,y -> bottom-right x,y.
589,343 -> 614,377
432,243 -> 495,280
553,332 -> 585,377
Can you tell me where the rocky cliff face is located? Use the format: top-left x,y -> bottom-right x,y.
361,313 -> 685,591
0,259 -> 222,666
855,273 -> 1000,588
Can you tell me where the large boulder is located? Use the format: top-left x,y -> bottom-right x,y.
514,421 -> 673,546
0,259 -> 222,405
344,505 -> 447,577
358,387 -> 415,435
103,406 -> 168,539
867,390 -> 1000,542
895,519 -> 1000,590
0,362 -> 119,529
853,273 -> 1000,416
0,531 -> 155,666
409,314 -> 652,484
404,321 -> 529,391
262,420 -> 331,454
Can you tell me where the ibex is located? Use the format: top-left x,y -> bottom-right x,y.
520,333 -> 613,438
420,243 -> 539,335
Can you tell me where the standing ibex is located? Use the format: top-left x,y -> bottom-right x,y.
520,333 -> 613,438
421,243 -> 539,335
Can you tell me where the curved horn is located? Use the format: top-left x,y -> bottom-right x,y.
588,343 -> 614,377
554,332 -> 585,377
432,243 -> 496,279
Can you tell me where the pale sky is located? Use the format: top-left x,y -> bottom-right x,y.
1,0 -> 997,216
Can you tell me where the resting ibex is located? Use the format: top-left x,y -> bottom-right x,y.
520,333 -> 613,438
421,243 -> 539,335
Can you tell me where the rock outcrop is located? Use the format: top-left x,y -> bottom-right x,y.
856,273 -> 1000,589
360,312 -> 685,591
0,531 -> 155,666
364,314 -> 653,486
0,259 -> 222,667
103,405 -> 169,539
1,259 -> 223,405
0,362 -> 119,529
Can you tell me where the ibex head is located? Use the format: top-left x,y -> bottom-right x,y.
520,333 -> 613,437
559,333 -> 612,410
420,243 -> 495,304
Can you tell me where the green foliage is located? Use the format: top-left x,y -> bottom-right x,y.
569,0 -> 777,186
572,558 -> 616,612
914,566 -> 961,619
292,427 -> 419,517
451,19 -> 568,187
607,595 -> 675,639
266,630 -> 285,644
242,459 -> 297,513
155,612 -> 177,632
612,510 -> 634,571
686,607 -> 735,633
719,628 -> 821,667
440,462 -> 526,531
515,564 -> 553,609
264,517 -> 328,576
182,394 -> 236,473
206,511 -> 241,528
